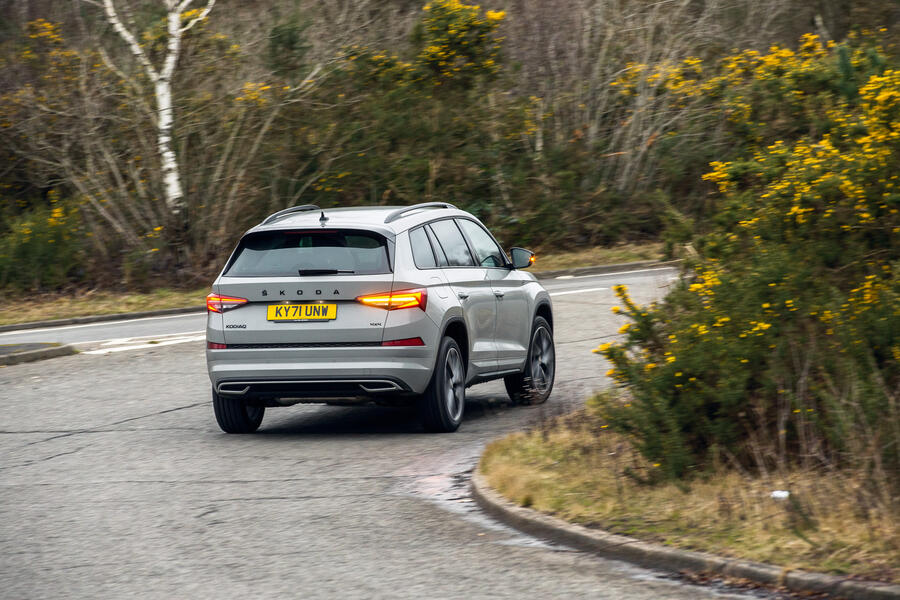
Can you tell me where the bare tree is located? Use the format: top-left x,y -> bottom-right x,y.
83,0 -> 215,221
500,0 -> 791,198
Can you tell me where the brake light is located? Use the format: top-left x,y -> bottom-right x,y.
207,341 -> 228,349
382,337 -> 425,346
356,289 -> 427,311
206,293 -> 248,313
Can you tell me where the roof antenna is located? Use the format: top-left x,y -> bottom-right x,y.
319,211 -> 328,227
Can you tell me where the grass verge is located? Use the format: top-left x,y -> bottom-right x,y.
532,242 -> 664,272
479,401 -> 898,583
0,287 -> 208,326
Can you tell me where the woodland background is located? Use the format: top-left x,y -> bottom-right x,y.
1,0 -> 897,290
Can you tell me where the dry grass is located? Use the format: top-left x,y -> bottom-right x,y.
0,287 -> 208,326
533,242 -> 665,272
480,410 -> 899,583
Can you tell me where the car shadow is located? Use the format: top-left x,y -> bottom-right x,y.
256,392 -> 516,436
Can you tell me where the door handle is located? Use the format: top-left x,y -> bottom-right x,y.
457,292 -> 470,300
494,290 -> 505,298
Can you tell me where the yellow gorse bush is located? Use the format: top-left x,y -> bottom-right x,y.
594,33 -> 900,484
419,0 -> 504,85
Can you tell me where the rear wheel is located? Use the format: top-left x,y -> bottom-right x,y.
505,316 -> 555,405
212,389 -> 265,433
420,336 -> 466,433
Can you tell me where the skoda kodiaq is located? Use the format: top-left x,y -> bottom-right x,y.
206,202 -> 555,433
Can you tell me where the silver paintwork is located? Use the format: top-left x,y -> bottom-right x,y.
206,204 -> 553,403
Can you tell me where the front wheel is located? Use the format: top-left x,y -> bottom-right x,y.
212,389 -> 265,433
420,336 -> 466,433
505,316 -> 555,405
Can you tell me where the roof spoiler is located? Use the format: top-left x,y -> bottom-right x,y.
384,202 -> 457,224
261,204 -> 320,225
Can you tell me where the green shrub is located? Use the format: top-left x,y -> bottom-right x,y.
0,199 -> 86,291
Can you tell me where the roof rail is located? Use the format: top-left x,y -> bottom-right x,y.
384,202 -> 457,224
261,204 -> 320,225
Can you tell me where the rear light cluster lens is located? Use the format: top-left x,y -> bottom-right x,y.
382,337 -> 425,347
207,342 -> 228,349
206,293 -> 248,313
356,289 -> 427,311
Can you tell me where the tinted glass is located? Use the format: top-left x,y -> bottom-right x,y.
425,226 -> 449,267
457,219 -> 505,267
409,226 -> 436,269
429,220 -> 475,267
225,230 -> 390,277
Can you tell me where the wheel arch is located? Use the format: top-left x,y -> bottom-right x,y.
441,317 -> 469,374
535,301 -> 553,331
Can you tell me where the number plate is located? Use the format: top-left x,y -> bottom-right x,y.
267,303 -> 337,321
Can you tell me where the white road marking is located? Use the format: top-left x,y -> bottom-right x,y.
73,330 -> 205,347
82,334 -> 206,354
611,266 -> 678,277
550,286 -> 608,297
0,311 -> 204,338
547,266 -> 677,281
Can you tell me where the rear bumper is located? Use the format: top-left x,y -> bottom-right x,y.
206,345 -> 436,397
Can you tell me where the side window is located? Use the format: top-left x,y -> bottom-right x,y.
425,226 -> 449,267
457,219 -> 505,268
408,226 -> 436,269
429,219 -> 475,267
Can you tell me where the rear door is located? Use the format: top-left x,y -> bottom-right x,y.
216,229 -> 394,345
427,219 -> 498,373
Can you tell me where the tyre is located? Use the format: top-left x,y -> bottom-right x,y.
505,316 -> 555,405
420,336 -> 466,433
212,388 -> 265,433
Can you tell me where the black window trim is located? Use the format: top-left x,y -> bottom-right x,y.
406,217 -> 511,271
419,218 -> 477,269
424,225 -> 449,267
409,225 -> 438,270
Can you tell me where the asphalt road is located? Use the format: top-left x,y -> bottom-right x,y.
0,266 -> 770,599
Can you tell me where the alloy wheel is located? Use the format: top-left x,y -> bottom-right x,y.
444,346 -> 465,422
530,326 -> 555,393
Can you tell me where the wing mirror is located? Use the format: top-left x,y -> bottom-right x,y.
510,247 -> 535,269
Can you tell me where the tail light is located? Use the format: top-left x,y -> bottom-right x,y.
356,289 -> 427,311
382,337 -> 425,347
206,293 -> 248,313
207,341 -> 228,349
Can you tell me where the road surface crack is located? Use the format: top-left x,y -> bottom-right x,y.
0,444 -> 92,471
18,402 -> 209,449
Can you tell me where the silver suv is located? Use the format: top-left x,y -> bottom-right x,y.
205,202 -> 554,433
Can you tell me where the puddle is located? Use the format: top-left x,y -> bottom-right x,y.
404,468 -> 566,551
398,451 -> 781,599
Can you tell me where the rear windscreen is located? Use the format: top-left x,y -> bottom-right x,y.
224,230 -> 391,277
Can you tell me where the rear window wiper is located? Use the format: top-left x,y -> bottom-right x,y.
298,269 -> 355,276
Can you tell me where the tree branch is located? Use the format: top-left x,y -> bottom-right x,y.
101,0 -> 158,81
181,0 -> 216,33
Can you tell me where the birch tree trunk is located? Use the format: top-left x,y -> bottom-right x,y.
97,0 -> 215,220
